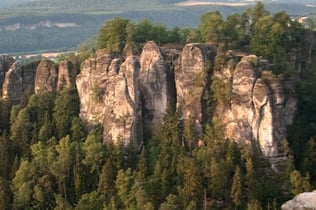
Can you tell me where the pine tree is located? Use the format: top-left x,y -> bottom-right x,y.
231,165 -> 242,209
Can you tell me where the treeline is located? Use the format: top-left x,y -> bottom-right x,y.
94,2 -> 304,74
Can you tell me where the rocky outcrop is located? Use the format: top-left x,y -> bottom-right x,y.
0,42 -> 297,160
2,61 -> 38,102
2,62 -> 23,101
75,42 -> 296,158
76,51 -> 114,125
76,50 -> 143,145
281,190 -> 316,210
139,41 -> 176,135
175,43 -> 216,141
0,55 -> 15,96
214,55 -> 296,168
57,60 -> 74,90
34,60 -> 58,93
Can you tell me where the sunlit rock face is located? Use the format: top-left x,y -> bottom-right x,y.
281,190 -> 316,210
34,59 -> 58,93
214,55 -> 296,169
0,55 -> 15,97
76,50 -> 143,145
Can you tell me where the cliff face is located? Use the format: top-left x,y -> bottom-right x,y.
57,60 -> 74,90
0,42 -> 297,164
34,60 -> 58,93
213,55 -> 296,168
74,42 -> 296,163
76,51 -> 143,145
175,43 -> 216,141
0,57 -> 74,103
139,41 -> 176,135
0,55 -> 15,97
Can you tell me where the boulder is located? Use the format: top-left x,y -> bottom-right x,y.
281,191 -> 316,210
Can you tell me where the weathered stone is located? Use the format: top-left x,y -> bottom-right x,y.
2,61 -> 37,102
34,60 -> 58,93
103,56 -> 142,145
76,49 -> 142,145
139,41 -> 176,136
175,43 -> 216,141
281,190 -> 316,210
21,61 -> 38,97
57,60 -> 74,90
216,55 -> 296,169
76,51 -> 113,125
0,55 -> 15,96
2,62 -> 23,101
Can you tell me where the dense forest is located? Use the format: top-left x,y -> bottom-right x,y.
0,2 -> 316,209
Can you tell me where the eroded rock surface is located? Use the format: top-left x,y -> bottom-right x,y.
2,60 -> 38,102
0,55 -> 15,96
139,41 -> 176,135
281,190 -> 316,210
175,43 -> 216,141
76,50 -> 142,145
57,60 -> 74,90
34,60 -> 58,93
2,62 -> 23,101
215,55 -> 296,167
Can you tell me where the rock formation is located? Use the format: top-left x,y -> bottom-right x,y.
139,41 -> 176,135
2,62 -> 23,101
0,55 -> 15,96
211,55 -> 296,168
175,43 -> 216,142
34,60 -> 58,93
74,42 -> 297,160
76,50 -> 143,145
57,60 -> 74,90
0,42 -> 298,162
2,61 -> 38,102
281,190 -> 316,210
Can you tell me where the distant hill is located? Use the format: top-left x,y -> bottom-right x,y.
0,0 -> 315,54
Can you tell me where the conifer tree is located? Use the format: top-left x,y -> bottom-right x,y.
231,165 -> 242,209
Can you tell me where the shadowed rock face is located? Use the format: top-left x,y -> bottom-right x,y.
34,60 -> 58,93
57,60 -> 74,90
0,55 -> 15,96
2,61 -> 38,102
175,43 -> 216,142
139,41 -> 176,136
2,62 -> 22,101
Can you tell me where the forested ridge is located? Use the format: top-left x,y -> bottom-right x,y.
0,2 -> 316,209
0,0 -> 315,54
